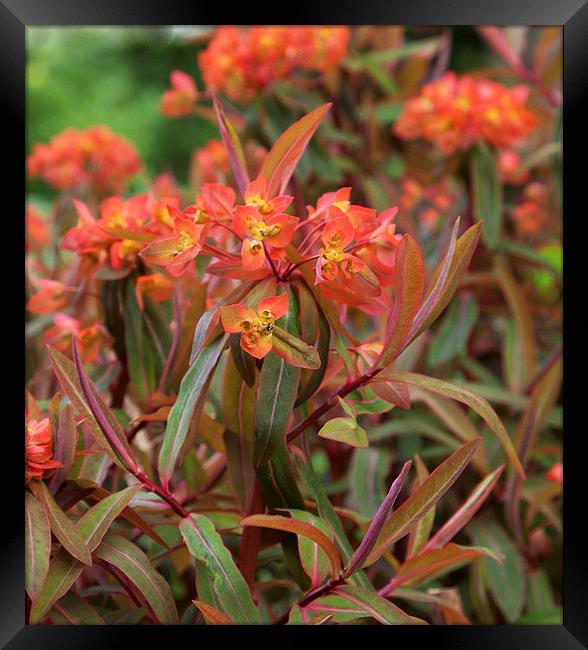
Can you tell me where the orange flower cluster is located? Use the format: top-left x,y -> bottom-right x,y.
397,175 -> 462,234
394,72 -> 538,155
198,26 -> 350,101
25,417 -> 62,483
28,125 -> 143,194
510,181 -> 550,235
159,71 -> 199,117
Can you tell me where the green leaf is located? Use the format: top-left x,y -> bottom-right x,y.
378,371 -> 525,479
25,491 -> 51,600
94,532 -> 179,624
229,332 -> 256,387
288,509 -> 335,587
405,456 -> 434,558
349,447 -> 392,518
272,325 -> 321,369
29,484 -> 143,623
28,480 -> 92,565
213,96 -> 250,195
364,439 -> 481,567
159,333 -> 227,490
254,287 -> 302,466
318,417 -> 368,448
124,279 -> 158,404
179,514 -> 260,624
468,517 -> 526,623
294,454 -> 372,590
307,585 -> 427,625
470,143 -> 503,250
427,292 -> 479,366
48,591 -> 105,624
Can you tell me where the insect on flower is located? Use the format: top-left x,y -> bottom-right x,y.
220,293 -> 289,359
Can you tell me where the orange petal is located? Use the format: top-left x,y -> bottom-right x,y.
220,304 -> 257,333
266,214 -> 298,248
258,293 -> 289,320
240,330 -> 273,359
241,238 -> 266,270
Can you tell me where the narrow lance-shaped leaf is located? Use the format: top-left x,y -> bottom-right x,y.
241,514 -> 342,579
213,96 -> 250,195
271,325 -> 321,369
424,465 -> 504,552
378,370 -> 525,479
259,102 -> 332,196
405,455 -> 435,558
179,514 -> 260,624
28,480 -> 92,565
48,345 -> 137,471
193,600 -> 233,625
29,484 -> 144,623
408,217 -> 460,341
94,532 -> 179,624
159,333 -> 227,490
377,234 -> 425,368
25,491 -> 51,600
382,544 -> 501,593
344,461 -> 412,577
410,221 -> 482,341
307,585 -> 427,625
363,439 -> 481,567
48,403 -> 78,492
470,143 -> 502,250
48,590 -> 106,625
254,287 -> 302,466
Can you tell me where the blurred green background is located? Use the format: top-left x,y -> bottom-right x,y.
27,27 -> 217,200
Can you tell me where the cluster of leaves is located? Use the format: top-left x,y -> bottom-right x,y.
25,26 -> 561,626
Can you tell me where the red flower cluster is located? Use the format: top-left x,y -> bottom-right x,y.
25,417 -> 62,483
198,26 -> 350,101
394,72 -> 538,155
397,175 -> 462,234
28,125 -> 143,194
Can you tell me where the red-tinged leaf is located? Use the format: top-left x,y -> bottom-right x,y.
295,301 -> 330,407
49,403 -> 79,491
369,380 -> 411,409
285,509 -> 335,588
48,591 -> 106,625
306,585 -> 427,625
28,480 -> 92,565
383,544 -> 496,593
242,514 -> 342,580
272,324 -> 321,370
377,234 -> 425,367
207,259 -> 271,280
94,532 -> 179,624
391,587 -> 471,625
476,27 -> 525,71
407,217 -> 460,341
193,599 -> 233,625
405,455 -> 435,559
317,417 -> 368,448
344,461 -> 412,577
85,486 -> 169,548
25,491 -> 51,601
363,439 -> 481,567
159,333 -> 227,491
47,346 -> 137,472
470,144 -> 502,250
30,484 -> 145,622
424,465 -> 505,552
179,514 -> 260,623
378,371 -> 525,479
410,222 -> 483,340
259,102 -> 332,196
213,96 -> 250,195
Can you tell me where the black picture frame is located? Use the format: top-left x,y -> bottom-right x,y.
7,1 -> 586,647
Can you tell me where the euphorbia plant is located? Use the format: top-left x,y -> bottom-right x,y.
26,101 -> 528,626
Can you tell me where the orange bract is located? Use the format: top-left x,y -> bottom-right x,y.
25,417 -> 62,483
